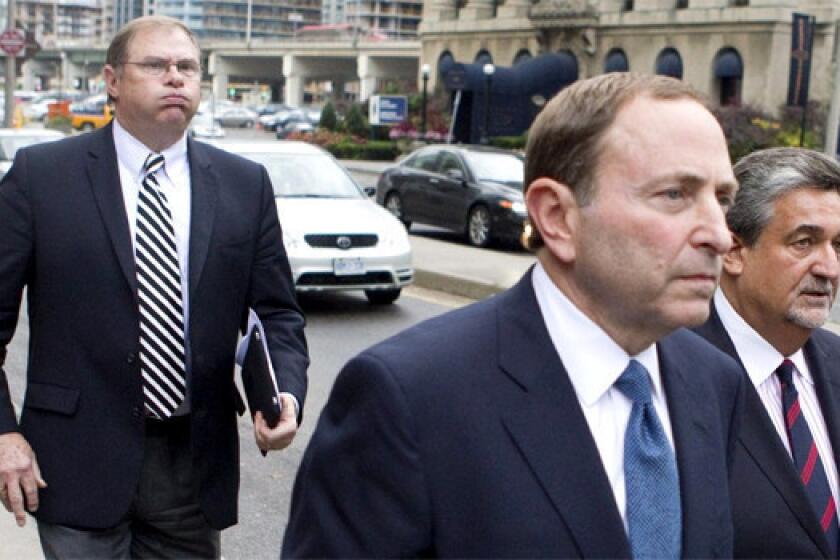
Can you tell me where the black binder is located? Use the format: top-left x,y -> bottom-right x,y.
241,327 -> 282,430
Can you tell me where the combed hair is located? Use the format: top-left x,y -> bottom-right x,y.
730,147 -> 840,246
106,15 -> 199,69
523,73 -> 705,249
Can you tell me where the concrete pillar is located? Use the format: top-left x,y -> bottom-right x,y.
22,60 -> 35,91
208,52 -> 230,100
283,54 -> 304,107
460,0 -> 495,19
333,79 -> 346,102
425,0 -> 457,21
357,54 -> 379,101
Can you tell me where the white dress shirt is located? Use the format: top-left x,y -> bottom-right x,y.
714,289 -> 840,510
532,263 -> 676,530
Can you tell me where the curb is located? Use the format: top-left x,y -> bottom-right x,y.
412,268 -> 505,301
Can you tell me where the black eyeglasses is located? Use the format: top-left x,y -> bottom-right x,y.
121,58 -> 202,78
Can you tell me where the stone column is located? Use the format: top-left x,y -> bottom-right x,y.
357,54 -> 378,101
283,54 -> 304,107
207,52 -> 230,100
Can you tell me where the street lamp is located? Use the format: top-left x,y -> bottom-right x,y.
421,63 -> 430,137
481,63 -> 495,145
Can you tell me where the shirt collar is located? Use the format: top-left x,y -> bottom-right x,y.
112,118 -> 188,181
532,262 -> 663,406
714,289 -> 811,386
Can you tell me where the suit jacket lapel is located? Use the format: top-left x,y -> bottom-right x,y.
697,305 -> 832,556
186,138 -> 218,298
498,273 -> 630,558
86,124 -> 137,298
658,336 -> 721,557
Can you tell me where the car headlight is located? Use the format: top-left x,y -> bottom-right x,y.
499,199 -> 527,215
380,225 -> 411,250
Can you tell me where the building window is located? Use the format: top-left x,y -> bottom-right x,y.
513,49 -> 532,65
655,48 -> 683,79
474,50 -> 493,65
713,47 -> 743,106
676,0 -> 688,8
604,48 -> 629,72
623,0 -> 634,11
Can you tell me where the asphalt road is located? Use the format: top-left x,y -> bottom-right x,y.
1,287 -> 466,559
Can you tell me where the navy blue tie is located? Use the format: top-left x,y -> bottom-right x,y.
777,359 -> 838,554
615,359 -> 682,559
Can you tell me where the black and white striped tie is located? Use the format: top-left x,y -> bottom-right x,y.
136,153 -> 186,419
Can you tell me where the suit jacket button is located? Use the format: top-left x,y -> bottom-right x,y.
127,352 -> 137,365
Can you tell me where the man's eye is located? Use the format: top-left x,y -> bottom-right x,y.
662,188 -> 683,200
793,238 -> 812,249
148,61 -> 168,71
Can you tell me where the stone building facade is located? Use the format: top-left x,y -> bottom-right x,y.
420,0 -> 840,113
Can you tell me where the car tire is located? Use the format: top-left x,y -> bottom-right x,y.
365,289 -> 401,305
81,122 -> 95,132
385,192 -> 411,229
466,205 -> 492,247
244,120 -> 254,128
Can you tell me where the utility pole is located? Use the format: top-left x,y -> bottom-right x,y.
4,0 -> 16,128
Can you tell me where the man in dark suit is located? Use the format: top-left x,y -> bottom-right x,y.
283,73 -> 743,557
0,16 -> 308,558
694,147 -> 840,558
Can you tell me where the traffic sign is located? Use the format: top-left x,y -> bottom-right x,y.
0,29 -> 25,57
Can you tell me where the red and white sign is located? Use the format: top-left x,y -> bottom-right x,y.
0,29 -> 25,57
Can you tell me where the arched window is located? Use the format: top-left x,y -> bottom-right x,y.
713,47 -> 743,106
655,48 -> 683,79
513,49 -> 532,66
438,51 -> 456,75
556,50 -> 579,81
603,48 -> 629,73
474,50 -> 493,65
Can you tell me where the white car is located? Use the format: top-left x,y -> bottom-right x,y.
189,111 -> 225,139
0,128 -> 66,176
214,141 -> 413,304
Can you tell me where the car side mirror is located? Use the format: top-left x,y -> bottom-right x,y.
445,168 -> 465,182
363,186 -> 376,197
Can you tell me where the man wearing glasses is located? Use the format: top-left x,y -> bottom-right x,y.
0,15 -> 308,558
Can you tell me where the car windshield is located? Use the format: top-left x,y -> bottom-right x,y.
463,151 -> 524,188
238,152 -> 363,199
0,135 -> 61,160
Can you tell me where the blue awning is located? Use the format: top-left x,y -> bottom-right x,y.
441,52 -> 578,96
656,49 -> 683,79
714,50 -> 743,79
604,50 -> 629,73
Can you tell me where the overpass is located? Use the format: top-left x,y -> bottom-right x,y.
18,38 -> 421,106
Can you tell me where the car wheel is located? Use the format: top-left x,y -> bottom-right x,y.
365,289 -> 401,305
466,205 -> 492,247
81,122 -> 95,132
385,192 -> 411,229
244,120 -> 254,128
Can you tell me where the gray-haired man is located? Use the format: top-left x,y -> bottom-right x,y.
695,147 -> 840,558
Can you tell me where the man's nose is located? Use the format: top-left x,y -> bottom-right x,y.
691,191 -> 732,255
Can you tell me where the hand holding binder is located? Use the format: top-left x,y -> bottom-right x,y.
236,310 -> 282,430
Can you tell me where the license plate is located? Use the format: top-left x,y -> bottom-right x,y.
333,257 -> 365,276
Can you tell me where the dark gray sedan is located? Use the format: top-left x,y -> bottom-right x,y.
376,145 -> 526,247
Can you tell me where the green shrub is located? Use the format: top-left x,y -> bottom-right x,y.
343,105 -> 368,137
489,135 -> 527,150
45,115 -> 72,133
325,141 -> 398,161
319,101 -> 338,131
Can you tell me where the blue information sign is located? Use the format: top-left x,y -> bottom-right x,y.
369,95 -> 407,125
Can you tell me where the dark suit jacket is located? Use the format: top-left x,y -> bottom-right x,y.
283,272 -> 743,558
694,304 -> 840,558
0,124 -> 309,530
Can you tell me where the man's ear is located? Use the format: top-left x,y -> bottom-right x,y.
103,65 -> 119,101
525,177 -> 580,264
723,233 -> 745,276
